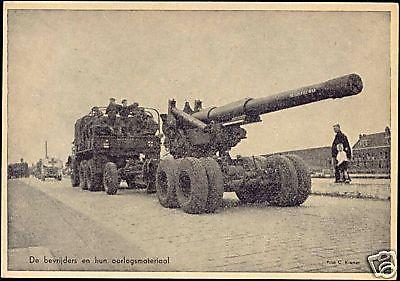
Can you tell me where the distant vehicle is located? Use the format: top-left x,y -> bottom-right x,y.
36,157 -> 63,181
7,159 -> 29,179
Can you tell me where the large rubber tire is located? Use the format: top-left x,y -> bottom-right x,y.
262,155 -> 298,206
235,156 -> 265,204
146,177 -> 156,194
103,162 -> 118,195
71,165 -> 80,187
144,159 -> 157,194
199,157 -> 224,213
176,157 -> 208,214
285,154 -> 311,206
155,159 -> 180,208
79,161 -> 88,190
87,159 -> 103,192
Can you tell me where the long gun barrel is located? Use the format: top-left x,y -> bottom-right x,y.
191,73 -> 363,123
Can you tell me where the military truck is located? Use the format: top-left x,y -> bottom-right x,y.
70,105 -> 161,195
36,157 -> 63,181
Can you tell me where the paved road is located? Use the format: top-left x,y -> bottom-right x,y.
7,177 -> 391,273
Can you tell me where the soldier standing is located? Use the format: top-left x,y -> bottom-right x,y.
127,102 -> 140,134
119,99 -> 131,135
106,98 -> 119,128
119,99 -> 131,117
331,123 -> 352,183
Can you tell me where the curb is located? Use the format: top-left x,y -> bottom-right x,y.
311,191 -> 390,201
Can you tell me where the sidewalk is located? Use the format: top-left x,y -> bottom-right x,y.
311,178 -> 391,200
312,173 -> 390,179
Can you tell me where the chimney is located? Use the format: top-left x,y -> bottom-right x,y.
45,141 -> 48,159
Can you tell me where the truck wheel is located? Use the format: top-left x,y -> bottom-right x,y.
103,162 -> 118,195
145,177 -> 156,194
143,159 -> 158,194
285,154 -> 311,206
71,167 -> 80,187
87,159 -> 103,191
235,156 -> 266,204
80,161 -> 88,190
176,157 -> 208,214
262,155 -> 298,206
155,159 -> 180,208
199,157 -> 224,213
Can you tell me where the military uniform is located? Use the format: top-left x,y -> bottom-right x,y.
119,104 -> 131,135
119,105 -> 131,118
106,102 -> 119,127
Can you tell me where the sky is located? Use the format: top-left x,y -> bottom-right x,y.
7,10 -> 391,165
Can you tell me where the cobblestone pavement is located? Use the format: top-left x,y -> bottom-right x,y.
7,178 -> 391,273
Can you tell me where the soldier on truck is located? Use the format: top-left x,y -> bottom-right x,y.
106,97 -> 119,128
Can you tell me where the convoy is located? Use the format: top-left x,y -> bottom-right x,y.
70,73 -> 363,214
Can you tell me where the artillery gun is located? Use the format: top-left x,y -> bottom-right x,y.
70,105 -> 161,195
157,74 -> 363,214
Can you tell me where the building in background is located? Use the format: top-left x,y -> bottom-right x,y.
350,127 -> 391,174
266,127 -> 391,177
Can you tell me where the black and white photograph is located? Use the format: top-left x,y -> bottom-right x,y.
2,2 -> 398,279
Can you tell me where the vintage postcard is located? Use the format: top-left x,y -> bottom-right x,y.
2,2 -> 398,279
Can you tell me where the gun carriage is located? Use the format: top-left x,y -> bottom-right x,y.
157,74 -> 363,213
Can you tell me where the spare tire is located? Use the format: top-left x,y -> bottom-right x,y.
262,155 -> 298,206
155,159 -> 180,208
176,157 -> 208,214
285,154 -> 311,206
199,157 -> 224,213
79,160 -> 88,190
103,162 -> 118,195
